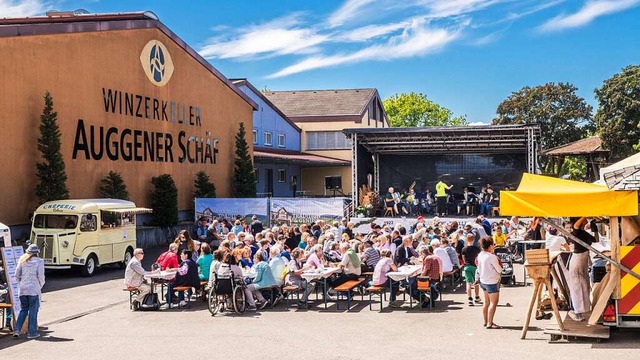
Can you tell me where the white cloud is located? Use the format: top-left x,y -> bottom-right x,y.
0,0 -> 47,17
199,13 -> 329,60
338,21 -> 410,42
539,0 -> 640,32
416,0 -> 504,18
327,0 -> 376,28
267,19 -> 460,78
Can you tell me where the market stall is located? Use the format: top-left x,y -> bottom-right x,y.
501,173 -> 640,338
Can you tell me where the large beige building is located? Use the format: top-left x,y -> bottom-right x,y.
264,89 -> 388,196
0,12 -> 256,225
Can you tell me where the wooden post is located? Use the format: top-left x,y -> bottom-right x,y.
522,264 -> 564,339
521,281 -> 541,339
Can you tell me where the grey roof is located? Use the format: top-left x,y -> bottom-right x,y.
263,88 -> 377,117
604,165 -> 640,190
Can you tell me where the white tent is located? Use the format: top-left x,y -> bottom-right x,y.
600,152 -> 640,181
0,222 -> 10,247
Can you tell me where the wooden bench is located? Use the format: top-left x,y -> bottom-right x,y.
335,279 -> 365,311
283,285 -> 307,308
168,286 -> 192,309
0,303 -> 12,330
123,287 -> 140,310
366,285 -> 386,311
442,267 -> 461,292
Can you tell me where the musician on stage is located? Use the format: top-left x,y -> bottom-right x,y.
435,176 -> 453,217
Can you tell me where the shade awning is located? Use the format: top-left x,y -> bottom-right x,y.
103,207 -> 153,214
254,150 -> 349,166
500,173 -> 638,217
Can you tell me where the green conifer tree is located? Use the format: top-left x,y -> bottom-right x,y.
233,122 -> 257,197
150,174 -> 178,226
194,171 -> 216,198
99,171 -> 130,200
35,91 -> 69,203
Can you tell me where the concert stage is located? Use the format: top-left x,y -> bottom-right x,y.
343,125 -> 541,214
350,216 -> 507,234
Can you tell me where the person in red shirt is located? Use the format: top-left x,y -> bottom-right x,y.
155,243 -> 179,270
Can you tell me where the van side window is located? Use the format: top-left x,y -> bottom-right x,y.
80,214 -> 97,232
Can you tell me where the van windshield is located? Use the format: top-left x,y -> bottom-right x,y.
33,214 -> 78,229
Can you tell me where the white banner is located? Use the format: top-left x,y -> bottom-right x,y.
195,198 -> 268,225
270,198 -> 348,226
1,246 -> 25,320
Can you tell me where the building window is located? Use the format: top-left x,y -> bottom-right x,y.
278,169 -> 286,183
306,131 -> 352,150
253,130 -> 258,144
264,132 -> 272,146
254,168 -> 259,182
277,134 -> 285,147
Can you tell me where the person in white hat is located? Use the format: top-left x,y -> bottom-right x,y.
13,244 -> 45,339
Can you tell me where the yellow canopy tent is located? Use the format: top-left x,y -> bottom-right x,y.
500,173 -> 638,217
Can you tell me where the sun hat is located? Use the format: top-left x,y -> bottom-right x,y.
27,244 -> 40,254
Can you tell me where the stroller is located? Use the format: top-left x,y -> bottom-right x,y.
494,247 -> 516,286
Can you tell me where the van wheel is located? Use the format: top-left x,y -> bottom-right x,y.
120,248 -> 134,269
81,254 -> 98,277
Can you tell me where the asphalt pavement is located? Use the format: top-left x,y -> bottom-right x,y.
1,245 -> 639,359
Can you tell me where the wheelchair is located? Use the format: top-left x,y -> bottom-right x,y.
207,272 -> 247,316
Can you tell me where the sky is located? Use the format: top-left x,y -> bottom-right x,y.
3,0 -> 640,123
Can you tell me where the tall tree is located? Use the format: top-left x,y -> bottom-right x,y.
150,174 -> 178,227
194,171 -> 216,198
595,65 -> 640,160
233,122 -> 257,197
383,92 -> 467,127
99,171 -> 130,200
35,91 -> 70,203
492,82 -> 594,152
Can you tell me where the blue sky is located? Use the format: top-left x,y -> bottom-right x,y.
3,0 -> 640,123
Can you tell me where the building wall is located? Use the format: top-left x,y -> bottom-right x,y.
300,166 -> 352,196
255,163 -> 300,197
0,28 -> 253,225
236,85 -> 300,152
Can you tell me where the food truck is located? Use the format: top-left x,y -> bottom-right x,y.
501,173 -> 640,334
30,199 -> 151,276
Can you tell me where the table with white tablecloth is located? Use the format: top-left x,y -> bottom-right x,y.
302,267 -> 342,309
386,265 -> 422,308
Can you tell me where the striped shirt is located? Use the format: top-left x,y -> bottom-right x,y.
363,247 -> 381,268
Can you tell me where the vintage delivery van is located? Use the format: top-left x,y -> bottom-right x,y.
30,199 -> 151,276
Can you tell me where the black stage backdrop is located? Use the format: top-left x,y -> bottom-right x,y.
378,154 -> 526,193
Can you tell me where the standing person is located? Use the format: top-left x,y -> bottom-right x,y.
13,244 -> 45,339
174,230 -> 195,254
461,236 -> 482,306
568,217 -> 598,321
435,176 -> 453,217
249,215 -> 263,236
124,248 -> 157,310
477,238 -> 502,329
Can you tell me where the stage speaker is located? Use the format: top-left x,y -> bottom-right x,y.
324,176 -> 342,190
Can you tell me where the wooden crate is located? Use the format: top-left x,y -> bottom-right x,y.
526,249 -> 550,265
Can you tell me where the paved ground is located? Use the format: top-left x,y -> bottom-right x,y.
1,246 -> 639,359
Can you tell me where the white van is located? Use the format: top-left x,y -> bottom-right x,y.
30,199 -> 151,276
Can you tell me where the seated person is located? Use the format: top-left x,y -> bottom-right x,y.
327,242 -> 342,263
441,238 -> 460,270
328,243 -> 362,289
394,236 -> 418,266
285,248 -> 316,306
208,249 -> 227,289
124,248 -> 158,309
240,246 -> 254,268
216,252 -> 260,311
246,252 -> 273,309
432,239 -> 453,273
409,246 -> 441,308
196,243 -> 213,281
492,226 -> 507,247
306,244 -> 325,269
372,249 -> 399,305
155,243 -> 179,271
167,250 -> 200,307
360,240 -> 381,272
268,246 -> 287,288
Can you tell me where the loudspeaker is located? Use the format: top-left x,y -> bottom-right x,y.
325,176 -> 342,190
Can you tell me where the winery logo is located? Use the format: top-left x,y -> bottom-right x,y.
140,40 -> 174,86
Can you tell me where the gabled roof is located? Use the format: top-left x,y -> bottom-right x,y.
543,136 -> 607,156
263,88 -> 386,122
0,11 -> 258,110
230,79 -> 301,132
